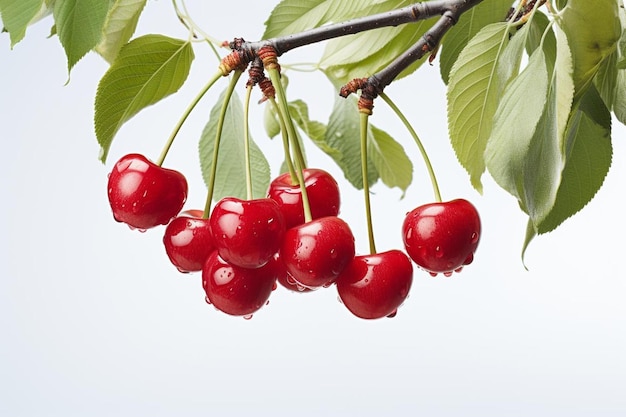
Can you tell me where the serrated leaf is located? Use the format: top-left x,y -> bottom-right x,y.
263,102 -> 281,139
53,0 -> 111,72
288,99 -> 339,159
96,0 -> 146,63
95,35 -> 194,162
537,87 -> 612,234
0,0 -> 45,46
559,0 -> 620,101
262,0 -> 330,38
367,124 -> 412,193
199,90 -> 270,201
325,95 -> 378,189
439,0 -> 512,84
447,22 -> 510,192
486,49 -> 550,208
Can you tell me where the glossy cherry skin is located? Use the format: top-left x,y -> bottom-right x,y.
280,216 -> 355,289
107,153 -> 188,230
402,199 -> 481,276
202,251 -> 277,317
336,250 -> 413,319
274,253 -> 314,293
267,169 -> 341,229
163,210 -> 214,273
209,197 -> 286,269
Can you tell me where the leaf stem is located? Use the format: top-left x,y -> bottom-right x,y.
380,92 -> 442,202
360,112 -> 377,255
156,70 -> 223,167
202,70 -> 243,218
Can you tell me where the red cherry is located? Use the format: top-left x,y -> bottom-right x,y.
267,169 -> 340,229
274,253 -> 314,293
202,251 -> 277,317
336,250 -> 413,319
402,199 -> 481,276
209,197 -> 286,269
107,153 -> 187,230
163,210 -> 214,273
280,216 -> 355,289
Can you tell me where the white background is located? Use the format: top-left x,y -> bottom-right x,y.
1,2 -> 625,416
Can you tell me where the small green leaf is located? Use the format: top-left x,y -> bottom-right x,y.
53,0 -> 111,72
0,0 -> 46,46
96,0 -> 146,63
367,124 -> 412,194
447,22 -> 511,192
439,0 -> 512,84
199,90 -> 270,201
95,35 -> 194,162
559,0 -> 620,101
538,87 -> 612,234
263,102 -> 281,139
325,95 -> 378,189
288,99 -> 339,159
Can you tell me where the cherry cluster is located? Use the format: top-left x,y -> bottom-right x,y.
107,152 -> 481,320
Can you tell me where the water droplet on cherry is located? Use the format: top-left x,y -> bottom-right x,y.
205,296 -> 212,305
387,310 -> 397,318
243,314 -> 253,320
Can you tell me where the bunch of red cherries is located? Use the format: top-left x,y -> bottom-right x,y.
107,153 -> 481,320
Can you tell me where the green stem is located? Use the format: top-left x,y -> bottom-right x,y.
267,67 -> 312,223
243,84 -> 254,200
380,92 -> 442,203
360,112 -> 377,255
202,70 -> 243,218
268,97 -> 297,183
156,70 -> 223,167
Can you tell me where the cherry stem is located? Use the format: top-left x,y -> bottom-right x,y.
156,70 -> 223,167
243,84 -> 254,200
380,92 -> 442,203
202,70 -> 244,219
266,66 -> 312,223
268,97 -> 297,183
359,112 -> 377,255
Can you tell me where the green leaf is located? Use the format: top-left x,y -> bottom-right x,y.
0,0 -> 45,46
263,102 -> 281,139
53,0 -> 112,72
262,0 -> 331,38
367,124 -> 412,194
95,0 -> 146,63
446,22 -> 511,192
199,90 -> 270,201
288,99 -> 339,159
485,48 -> 551,214
559,0 -> 621,101
439,0 -> 512,84
325,95 -> 378,189
537,87 -> 612,234
95,35 -> 194,162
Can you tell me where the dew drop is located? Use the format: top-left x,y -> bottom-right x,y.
454,266 -> 464,273
322,281 -> 333,288
387,310 -> 397,318
176,266 -> 191,274
435,246 -> 444,258
205,296 -> 212,305
443,271 -> 453,277
272,282 -> 278,291
471,232 -> 479,243
429,271 -> 438,277
265,299 -> 270,306
243,314 -> 253,320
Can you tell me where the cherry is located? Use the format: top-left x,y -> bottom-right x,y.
107,153 -> 188,230
402,199 -> 481,276
336,250 -> 413,319
280,216 -> 355,289
202,251 -> 277,317
163,210 -> 214,273
209,197 -> 286,269
267,169 -> 341,229
273,254 -> 314,293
